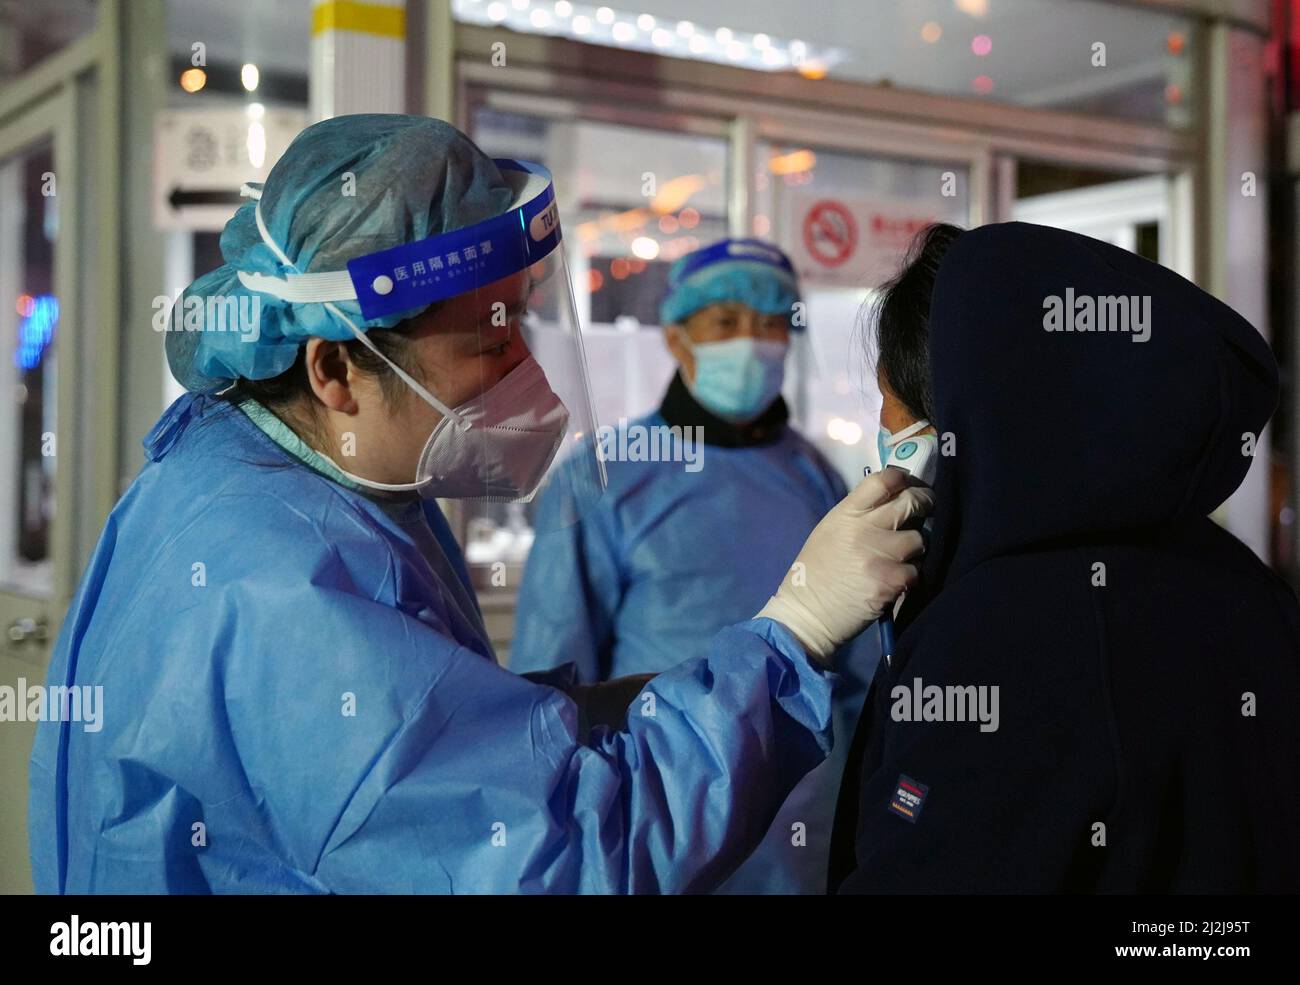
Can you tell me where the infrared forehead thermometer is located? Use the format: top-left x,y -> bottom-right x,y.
870,426 -> 937,666
883,428 -> 935,486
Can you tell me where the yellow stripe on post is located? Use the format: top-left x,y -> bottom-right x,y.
312,1 -> 407,39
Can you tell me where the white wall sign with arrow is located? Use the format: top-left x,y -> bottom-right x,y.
153,107 -> 306,232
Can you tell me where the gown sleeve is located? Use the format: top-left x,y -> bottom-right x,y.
31,471 -> 832,895
308,600 -> 833,894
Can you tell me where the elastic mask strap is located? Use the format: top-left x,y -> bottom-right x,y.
249,200 -> 468,430
324,300 -> 468,429
885,419 -> 932,446
327,458 -> 431,493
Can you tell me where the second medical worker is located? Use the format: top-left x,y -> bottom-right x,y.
513,238 -> 881,893
28,116 -> 930,894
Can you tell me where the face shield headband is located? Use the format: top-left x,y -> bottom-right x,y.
235,159 -> 561,431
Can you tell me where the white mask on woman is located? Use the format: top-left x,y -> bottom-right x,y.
332,353 -> 570,501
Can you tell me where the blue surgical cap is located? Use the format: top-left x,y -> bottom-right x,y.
659,237 -> 802,328
167,114 -> 515,394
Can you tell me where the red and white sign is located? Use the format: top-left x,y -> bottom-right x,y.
802,199 -> 858,268
791,194 -> 950,288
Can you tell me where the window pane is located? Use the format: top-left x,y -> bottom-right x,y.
0,140 -> 57,595
467,106 -> 729,576
756,142 -> 970,484
472,108 -> 729,425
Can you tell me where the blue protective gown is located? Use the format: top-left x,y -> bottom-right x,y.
512,406 -> 880,893
27,394 -> 835,894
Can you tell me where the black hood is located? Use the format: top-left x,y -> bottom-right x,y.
919,221 -> 1278,591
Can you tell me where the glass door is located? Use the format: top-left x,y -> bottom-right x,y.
0,87 -> 80,893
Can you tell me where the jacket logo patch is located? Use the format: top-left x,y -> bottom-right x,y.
888,774 -> 928,823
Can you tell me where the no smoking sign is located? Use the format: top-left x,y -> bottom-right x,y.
802,199 -> 858,268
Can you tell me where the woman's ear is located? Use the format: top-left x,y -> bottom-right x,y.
877,370 -> 916,432
303,338 -> 359,414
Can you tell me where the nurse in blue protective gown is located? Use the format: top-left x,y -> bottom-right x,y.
512,238 -> 881,893
27,115 -> 931,894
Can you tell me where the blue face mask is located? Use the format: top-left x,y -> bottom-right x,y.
684,336 -> 788,421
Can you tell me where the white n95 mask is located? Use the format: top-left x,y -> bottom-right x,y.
334,353 -> 570,502
419,354 -> 570,500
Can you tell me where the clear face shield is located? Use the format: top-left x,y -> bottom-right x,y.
239,159 -> 606,540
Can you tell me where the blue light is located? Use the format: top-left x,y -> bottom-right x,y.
15,294 -> 58,371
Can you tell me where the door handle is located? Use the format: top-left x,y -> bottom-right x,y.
6,616 -> 49,645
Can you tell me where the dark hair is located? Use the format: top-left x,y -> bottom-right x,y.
224,326 -> 421,446
871,222 -> 965,424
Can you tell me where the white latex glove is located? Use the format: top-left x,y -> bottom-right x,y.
757,469 -> 933,666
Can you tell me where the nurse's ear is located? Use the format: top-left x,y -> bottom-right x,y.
664,323 -> 695,382
303,337 -> 362,415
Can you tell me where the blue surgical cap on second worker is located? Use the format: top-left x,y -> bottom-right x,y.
166,114 -> 516,394
659,238 -> 802,328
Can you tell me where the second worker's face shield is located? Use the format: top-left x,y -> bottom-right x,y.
238,159 -> 606,532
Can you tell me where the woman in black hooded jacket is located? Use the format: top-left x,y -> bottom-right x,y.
830,221 -> 1300,893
